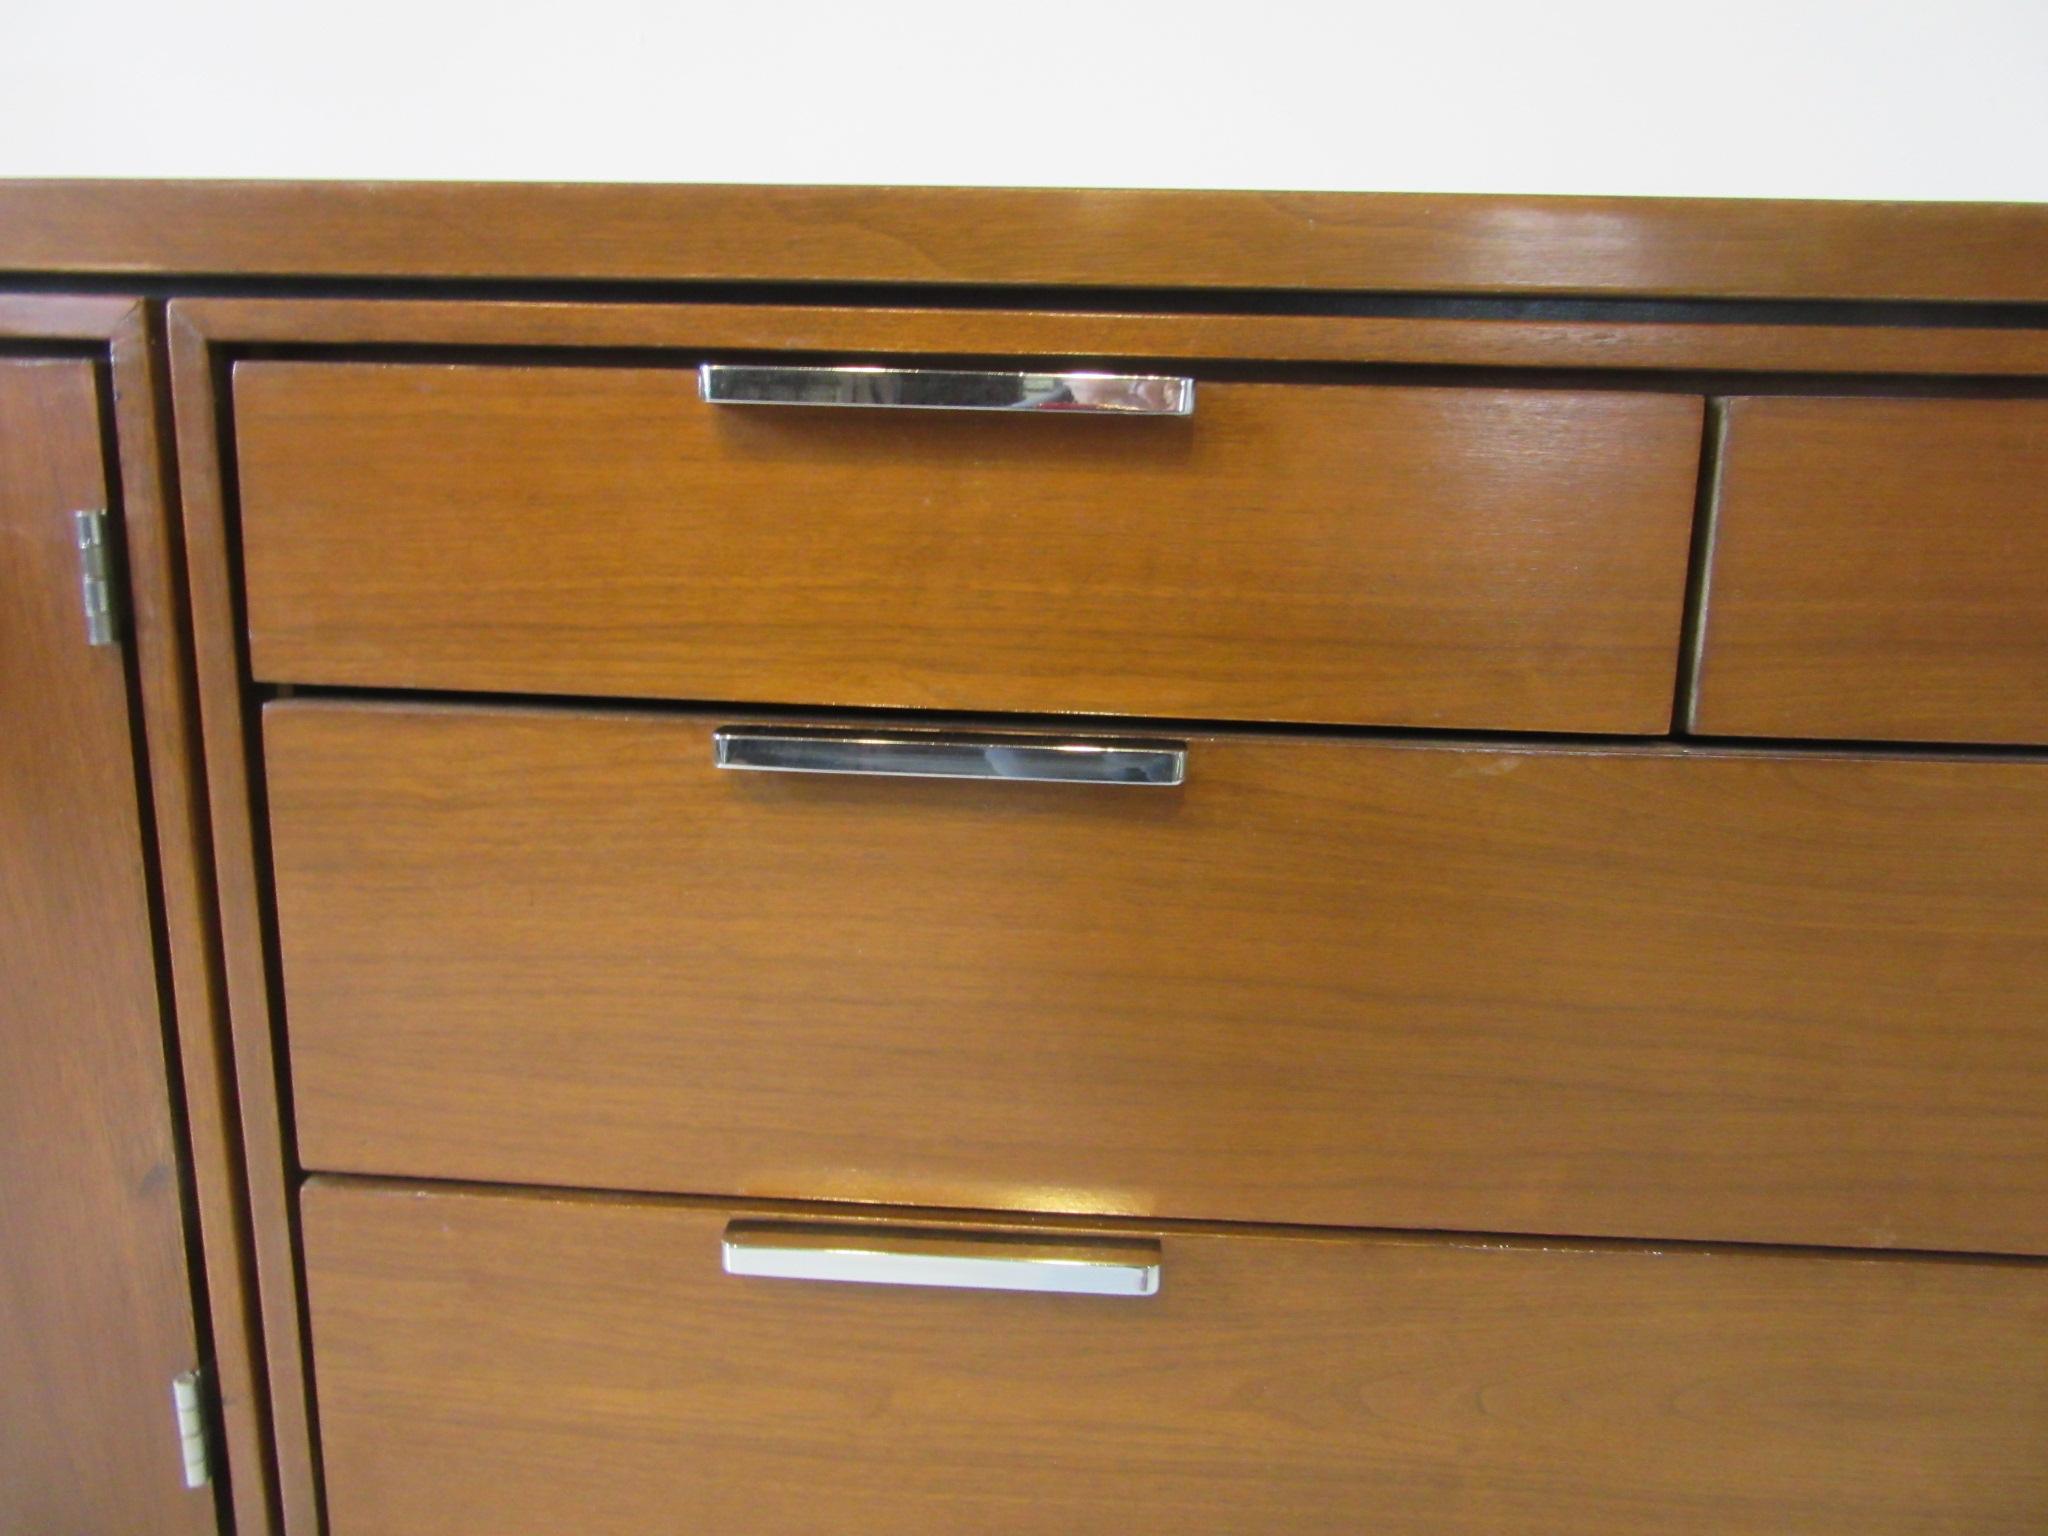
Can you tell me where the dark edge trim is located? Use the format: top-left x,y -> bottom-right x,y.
1673,398 -> 1732,733
310,1169 -> 2048,1269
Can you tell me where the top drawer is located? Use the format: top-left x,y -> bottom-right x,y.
232,361 -> 1702,732
1695,396 -> 2048,744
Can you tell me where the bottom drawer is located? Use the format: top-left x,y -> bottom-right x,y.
304,1179 -> 2048,1536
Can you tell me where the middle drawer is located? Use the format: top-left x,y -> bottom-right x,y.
265,701 -> 2048,1257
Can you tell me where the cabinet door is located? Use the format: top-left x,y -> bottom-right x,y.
0,357 -> 218,1534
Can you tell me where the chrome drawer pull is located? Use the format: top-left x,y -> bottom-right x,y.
723,1222 -> 1161,1297
713,727 -> 1187,786
699,363 -> 1195,416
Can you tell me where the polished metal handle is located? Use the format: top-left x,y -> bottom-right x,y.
713,726 -> 1186,786
699,363 -> 1194,416
724,1222 -> 1161,1297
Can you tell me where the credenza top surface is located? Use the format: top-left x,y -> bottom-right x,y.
2,180 -> 2046,302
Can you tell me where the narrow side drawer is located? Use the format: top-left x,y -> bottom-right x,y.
1696,396 -> 2048,743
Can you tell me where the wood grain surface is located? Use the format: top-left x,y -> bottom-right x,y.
168,309 -> 320,1536
0,293 -> 142,339
103,300 -> 281,1536
1694,396 -> 2048,743
267,701 -> 2048,1256
235,362 -> 1702,733
7,180 -> 2048,301
0,357 -> 216,1534
302,1177 -> 2048,1536
171,293 -> 2048,378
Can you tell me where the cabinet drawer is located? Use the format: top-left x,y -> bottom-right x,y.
233,361 -> 1702,732
266,701 -> 2048,1255
303,1178 -> 2048,1536
1695,396 -> 2048,743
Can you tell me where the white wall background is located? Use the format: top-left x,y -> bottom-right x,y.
7,0 -> 2045,200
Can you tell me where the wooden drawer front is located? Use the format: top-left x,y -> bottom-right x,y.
304,1178 -> 2048,1536
267,701 -> 2048,1256
1696,397 -> 2048,743
233,362 -> 1702,733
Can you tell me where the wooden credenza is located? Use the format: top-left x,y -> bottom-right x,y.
3,183 -> 2046,1536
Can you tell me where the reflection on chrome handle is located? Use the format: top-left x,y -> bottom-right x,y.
723,1222 -> 1162,1297
713,727 -> 1187,786
699,364 -> 1195,416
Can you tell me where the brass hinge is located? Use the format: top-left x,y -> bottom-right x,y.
73,508 -> 120,647
170,1370 -> 212,1490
